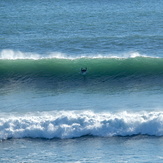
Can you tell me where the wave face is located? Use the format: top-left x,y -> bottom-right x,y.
0,50 -> 163,85
0,111 -> 163,140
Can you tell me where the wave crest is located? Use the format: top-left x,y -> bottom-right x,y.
0,49 -> 157,60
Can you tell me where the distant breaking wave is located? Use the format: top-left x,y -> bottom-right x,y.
0,111 -> 163,140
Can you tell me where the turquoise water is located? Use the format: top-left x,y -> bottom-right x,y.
0,0 -> 163,162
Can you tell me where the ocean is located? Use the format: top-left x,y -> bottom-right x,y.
0,0 -> 163,162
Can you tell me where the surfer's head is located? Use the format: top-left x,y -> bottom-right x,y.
81,67 -> 87,75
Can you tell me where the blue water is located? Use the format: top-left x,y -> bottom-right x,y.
1,0 -> 162,56
0,0 -> 163,162
1,136 -> 163,162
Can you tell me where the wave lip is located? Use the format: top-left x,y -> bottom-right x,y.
0,49 -> 159,60
0,111 -> 163,140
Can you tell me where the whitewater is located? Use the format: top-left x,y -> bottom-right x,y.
1,111 -> 163,140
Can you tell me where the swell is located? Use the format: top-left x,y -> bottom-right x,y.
0,56 -> 163,83
0,111 -> 163,140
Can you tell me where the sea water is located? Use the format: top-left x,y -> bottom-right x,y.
0,0 -> 163,162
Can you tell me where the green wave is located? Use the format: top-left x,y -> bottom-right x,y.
0,57 -> 163,82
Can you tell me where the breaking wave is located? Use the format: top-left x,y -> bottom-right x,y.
0,49 -> 158,60
0,50 -> 163,81
0,111 -> 163,140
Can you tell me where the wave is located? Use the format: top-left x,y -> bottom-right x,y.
0,111 -> 163,140
0,50 -> 163,85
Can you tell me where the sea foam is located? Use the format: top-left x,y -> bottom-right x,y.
0,49 -> 158,60
0,111 -> 163,140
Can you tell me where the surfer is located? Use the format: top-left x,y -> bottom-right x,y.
81,67 -> 87,75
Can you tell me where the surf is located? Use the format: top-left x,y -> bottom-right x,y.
0,111 -> 163,140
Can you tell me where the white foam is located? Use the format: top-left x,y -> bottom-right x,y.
0,49 -> 159,60
0,111 -> 163,140
0,49 -> 40,60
